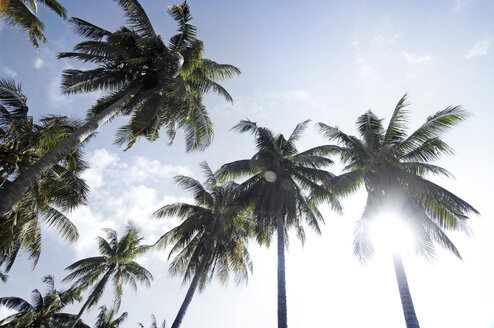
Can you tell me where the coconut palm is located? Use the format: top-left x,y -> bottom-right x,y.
0,0 -> 240,217
93,306 -> 128,328
0,78 -> 88,274
63,224 -> 153,328
217,120 -> 341,328
153,162 -> 253,328
0,275 -> 89,328
137,314 -> 165,328
317,95 -> 478,328
0,0 -> 67,47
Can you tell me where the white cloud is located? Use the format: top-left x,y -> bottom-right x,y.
128,156 -> 190,183
46,76 -> 73,108
352,34 -> 374,79
403,52 -> 432,63
371,33 -> 402,47
63,149 -> 193,258
231,88 -> 321,119
464,39 -> 491,59
454,0 -> 473,12
2,67 -> 17,77
82,149 -> 191,191
33,58 -> 44,69
67,186 -> 191,259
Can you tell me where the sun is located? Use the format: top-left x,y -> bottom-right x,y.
369,213 -> 416,256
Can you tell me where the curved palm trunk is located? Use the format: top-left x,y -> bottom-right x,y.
0,86 -> 142,217
277,216 -> 287,328
70,269 -> 113,328
171,255 -> 209,328
393,254 -> 420,328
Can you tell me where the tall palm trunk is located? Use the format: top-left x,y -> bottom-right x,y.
393,254 -> 420,328
69,255 -> 114,328
277,216 -> 287,328
0,86 -> 142,217
171,254 -> 209,328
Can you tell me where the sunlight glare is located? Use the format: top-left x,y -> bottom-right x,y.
369,213 -> 415,255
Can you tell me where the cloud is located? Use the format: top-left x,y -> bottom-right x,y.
403,52 -> 432,63
371,33 -> 402,47
464,39 -> 491,59
454,0 -> 473,12
351,34 -> 375,79
67,186 -> 190,259
46,76 -> 73,108
230,88 -> 321,119
81,149 -> 191,191
60,149 -> 193,258
2,67 -> 17,77
33,58 -> 44,69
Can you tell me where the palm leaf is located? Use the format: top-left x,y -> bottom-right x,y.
114,0 -> 156,37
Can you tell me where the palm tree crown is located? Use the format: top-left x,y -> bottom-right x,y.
218,120 -> 341,245
0,0 -> 67,47
317,95 -> 478,260
93,306 -> 128,328
217,120 -> 341,328
0,78 -> 88,274
0,275 -> 89,328
154,162 -> 253,328
317,95 -> 478,328
63,224 -> 153,328
59,0 -> 239,151
138,314 -> 166,328
0,0 -> 240,218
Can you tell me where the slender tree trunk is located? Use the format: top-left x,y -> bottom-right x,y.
69,296 -> 92,328
69,264 -> 114,328
393,254 -> 420,328
171,256 -> 209,328
0,86 -> 142,217
277,216 -> 287,328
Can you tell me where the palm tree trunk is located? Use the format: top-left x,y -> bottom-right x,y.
0,86 -> 142,217
277,216 -> 287,328
69,296 -> 93,328
171,256 -> 209,328
69,265 -> 114,328
393,254 -> 420,328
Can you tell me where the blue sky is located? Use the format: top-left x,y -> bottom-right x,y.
1,0 -> 494,327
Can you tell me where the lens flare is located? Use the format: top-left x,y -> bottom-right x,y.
369,213 -> 415,255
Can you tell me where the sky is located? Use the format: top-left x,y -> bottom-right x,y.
1,0 -> 494,327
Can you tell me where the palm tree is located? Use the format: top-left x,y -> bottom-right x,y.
0,0 -> 67,47
217,120 -> 341,328
93,306 -> 128,328
137,314 -> 166,328
0,78 -> 88,273
63,224 -> 153,328
153,162 -> 253,328
0,275 -> 89,328
0,0 -> 240,218
317,95 -> 478,328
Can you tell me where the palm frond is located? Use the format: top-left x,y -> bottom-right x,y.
114,0 -> 156,37
356,110 -> 384,151
41,208 -> 79,242
69,17 -> 111,40
167,1 -> 197,51
400,106 -> 469,152
383,94 -> 409,145
231,120 -> 258,134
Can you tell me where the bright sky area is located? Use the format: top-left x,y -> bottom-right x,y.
1,0 -> 494,327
